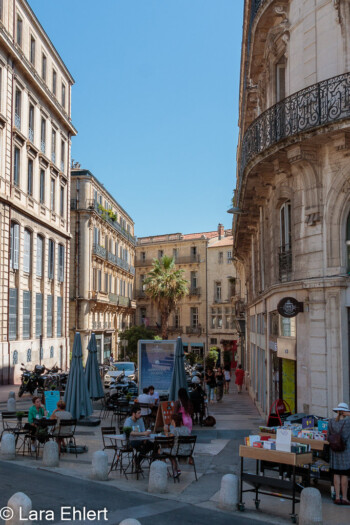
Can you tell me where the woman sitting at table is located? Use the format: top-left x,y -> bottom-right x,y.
50,400 -> 73,454
174,388 -> 193,433
25,396 -> 47,452
165,413 -> 190,478
124,405 -> 153,470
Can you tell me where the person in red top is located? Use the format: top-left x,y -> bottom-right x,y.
235,364 -> 245,393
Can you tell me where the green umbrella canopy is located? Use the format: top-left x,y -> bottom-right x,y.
168,337 -> 189,401
64,332 -> 93,419
85,332 -> 104,400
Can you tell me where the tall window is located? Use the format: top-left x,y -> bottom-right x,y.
47,295 -> 53,337
9,289 -> 18,340
48,239 -> 55,279
40,169 -> 45,203
173,248 -> 178,260
60,186 -> 64,216
23,229 -> 32,273
346,212 -> 350,273
279,201 -> 292,282
190,307 -> 198,328
27,158 -> 33,196
42,53 -> 47,80
28,104 -> 34,142
218,252 -> 223,264
52,70 -> 57,95
93,227 -> 100,245
16,15 -> 22,46
58,244 -> 64,281
15,89 -> 21,128
61,83 -> 66,108
276,57 -> 286,103
190,271 -> 197,290
40,118 -> 46,153
36,235 -> 43,277
36,293 -> 43,338
227,251 -> 232,263
51,129 -> 56,163
158,250 -> 163,259
174,309 -> 180,328
30,36 -> 36,65
60,140 -> 65,172
50,178 -> 55,211
57,297 -> 63,337
23,291 -> 31,339
10,222 -> 19,269
191,246 -> 197,260
215,281 -> 222,302
13,147 -> 20,186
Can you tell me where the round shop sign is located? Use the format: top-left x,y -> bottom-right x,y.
277,297 -> 302,318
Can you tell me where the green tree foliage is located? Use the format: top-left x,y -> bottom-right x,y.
205,347 -> 219,369
144,256 -> 188,339
118,325 -> 156,363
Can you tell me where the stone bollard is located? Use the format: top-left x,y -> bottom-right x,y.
43,441 -> 59,467
218,474 -> 239,511
7,398 -> 16,412
119,520 -> 141,525
299,487 -> 323,525
1,433 -> 16,460
148,460 -> 168,494
6,492 -> 32,525
8,391 -> 16,399
91,451 -> 109,480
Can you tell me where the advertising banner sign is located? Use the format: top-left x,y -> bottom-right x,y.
138,340 -> 176,395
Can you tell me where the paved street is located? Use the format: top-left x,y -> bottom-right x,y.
0,461 -> 270,525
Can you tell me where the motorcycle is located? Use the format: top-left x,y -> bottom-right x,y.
109,371 -> 138,396
18,364 -> 41,397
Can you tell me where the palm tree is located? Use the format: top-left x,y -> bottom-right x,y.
144,255 -> 188,339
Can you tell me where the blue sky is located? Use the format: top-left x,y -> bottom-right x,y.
29,0 -> 243,237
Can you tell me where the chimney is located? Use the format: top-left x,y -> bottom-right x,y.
218,223 -> 224,240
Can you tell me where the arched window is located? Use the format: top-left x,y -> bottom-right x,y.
346,211 -> 350,273
279,201 -> 292,282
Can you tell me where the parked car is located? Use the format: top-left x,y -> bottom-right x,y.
104,362 -> 137,388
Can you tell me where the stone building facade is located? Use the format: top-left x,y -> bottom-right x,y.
0,0 -> 76,383
70,169 -> 136,363
233,0 -> 350,417
135,225 -> 236,358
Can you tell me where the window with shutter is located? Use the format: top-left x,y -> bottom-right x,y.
58,244 -> 64,281
47,295 -> 53,337
48,239 -> 54,279
10,222 -> 19,270
23,229 -> 31,273
13,147 -> 20,186
36,235 -> 43,277
9,289 -> 18,340
36,293 -> 43,338
57,297 -> 62,337
23,291 -> 31,339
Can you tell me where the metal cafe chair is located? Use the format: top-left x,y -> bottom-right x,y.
101,426 -> 116,451
109,438 -> 135,479
173,435 -> 198,482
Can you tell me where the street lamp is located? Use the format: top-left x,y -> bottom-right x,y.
121,339 -> 128,360
227,206 -> 248,215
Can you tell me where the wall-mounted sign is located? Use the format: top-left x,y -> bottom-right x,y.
277,297 -> 303,318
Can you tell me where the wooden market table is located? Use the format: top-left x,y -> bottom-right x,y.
239,445 -> 313,523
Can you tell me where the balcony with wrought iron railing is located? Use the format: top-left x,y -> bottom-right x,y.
175,255 -> 201,264
93,243 -> 107,259
135,289 -> 147,299
109,292 -> 119,305
186,326 -> 202,335
278,245 -> 292,283
86,199 -> 136,246
189,287 -> 201,296
237,72 -> 350,209
15,113 -> 21,129
51,152 -> 56,164
135,258 -> 154,267
118,296 -> 130,308
28,128 -> 34,143
41,141 -> 46,154
92,321 -> 102,329
168,326 -> 183,334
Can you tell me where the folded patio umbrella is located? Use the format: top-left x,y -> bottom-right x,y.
85,332 -> 104,400
168,337 -> 189,401
64,332 -> 93,419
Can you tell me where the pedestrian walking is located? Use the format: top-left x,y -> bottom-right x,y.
224,365 -> 231,394
235,364 -> 245,394
215,367 -> 224,402
204,368 -> 216,404
327,402 -> 350,505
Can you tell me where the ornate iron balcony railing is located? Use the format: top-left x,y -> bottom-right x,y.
237,72 -> 350,206
189,287 -> 201,296
186,326 -> 202,335
86,199 -> 136,246
93,243 -> 106,258
15,113 -> 21,129
28,128 -> 34,142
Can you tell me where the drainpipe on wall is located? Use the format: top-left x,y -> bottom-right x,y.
75,178 -> 80,335
205,240 -> 208,358
64,132 -> 71,370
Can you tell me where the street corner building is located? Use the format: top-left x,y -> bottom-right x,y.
69,169 -> 136,363
135,224 -> 239,361
232,0 -> 350,418
0,0 -> 76,384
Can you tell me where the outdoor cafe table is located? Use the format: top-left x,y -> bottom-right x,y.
105,434 -> 158,475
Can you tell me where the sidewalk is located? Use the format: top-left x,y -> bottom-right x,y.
0,385 -> 349,524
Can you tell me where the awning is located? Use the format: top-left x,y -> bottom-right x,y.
190,343 -> 204,347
